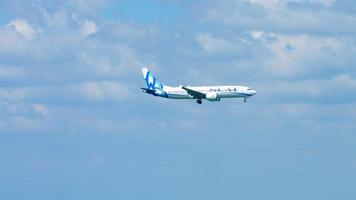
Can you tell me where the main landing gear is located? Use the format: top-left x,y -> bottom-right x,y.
196,99 -> 202,104
244,98 -> 247,103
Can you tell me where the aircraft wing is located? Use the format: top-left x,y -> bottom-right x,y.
182,86 -> 206,99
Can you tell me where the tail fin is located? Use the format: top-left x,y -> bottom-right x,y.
142,67 -> 164,90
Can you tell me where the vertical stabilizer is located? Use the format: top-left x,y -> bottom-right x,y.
141,67 -> 164,90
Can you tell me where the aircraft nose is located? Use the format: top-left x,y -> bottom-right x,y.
251,90 -> 257,95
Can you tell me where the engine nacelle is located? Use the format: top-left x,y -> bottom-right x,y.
206,92 -> 220,101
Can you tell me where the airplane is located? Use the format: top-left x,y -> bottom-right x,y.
140,67 -> 256,104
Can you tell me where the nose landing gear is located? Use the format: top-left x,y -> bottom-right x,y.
196,99 -> 202,104
244,98 -> 247,102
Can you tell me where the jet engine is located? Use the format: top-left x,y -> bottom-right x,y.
205,92 -> 220,101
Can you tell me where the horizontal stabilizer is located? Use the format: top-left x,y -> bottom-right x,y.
141,87 -> 155,94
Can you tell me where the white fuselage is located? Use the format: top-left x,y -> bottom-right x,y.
163,85 -> 256,100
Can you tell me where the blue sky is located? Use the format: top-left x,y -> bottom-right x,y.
0,0 -> 356,199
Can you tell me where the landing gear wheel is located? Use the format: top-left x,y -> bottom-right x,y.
196,99 -> 202,104
244,98 -> 247,103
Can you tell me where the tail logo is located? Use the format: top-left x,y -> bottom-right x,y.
142,67 -> 168,98
145,71 -> 163,90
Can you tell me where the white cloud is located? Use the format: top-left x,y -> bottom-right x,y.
247,0 -> 335,8
247,0 -> 283,8
251,31 -> 264,39
256,74 -> 356,103
0,66 -> 25,78
0,81 -> 132,104
68,0 -> 109,14
203,0 -> 356,35
331,74 -> 356,88
80,81 -> 132,102
0,88 -> 27,102
81,19 -> 97,37
6,19 -> 37,40
259,33 -> 351,76
0,102 -> 47,120
197,33 -> 231,51
32,104 -> 47,116
196,33 -> 247,55
310,0 -> 335,7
